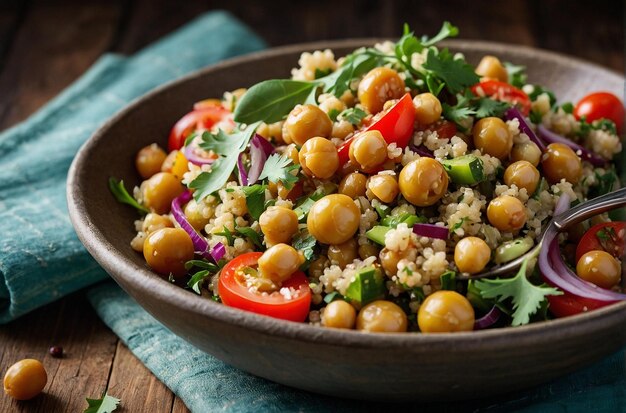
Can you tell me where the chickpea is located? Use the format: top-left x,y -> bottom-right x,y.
319,95 -> 346,115
298,137 -> 339,179
511,141 -> 542,167
349,130 -> 388,171
143,228 -> 194,277
322,300 -> 357,329
576,250 -> 621,289
259,206 -> 299,244
308,256 -> 329,278
142,213 -> 173,234
413,93 -> 442,125
183,199 -> 209,231
282,104 -> 332,146
380,248 -> 410,276
160,150 -> 178,173
356,300 -> 408,333
487,195 -> 527,232
3,359 -> 47,400
475,55 -> 508,82
283,144 -> 300,164
136,143 -> 167,179
367,174 -> 399,203
454,237 -> 491,274
359,242 -> 380,260
472,117 -> 513,160
338,172 -> 368,199
307,194 -> 360,244
398,158 -> 449,207
332,120 -> 355,140
418,291 -> 475,333
258,243 -> 304,283
503,160 -> 540,194
357,67 -> 405,114
328,238 -> 358,269
541,143 -> 582,184
141,172 -> 185,214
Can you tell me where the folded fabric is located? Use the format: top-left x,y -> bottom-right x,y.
0,11 -> 266,323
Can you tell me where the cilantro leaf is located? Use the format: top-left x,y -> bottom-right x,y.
503,62 -> 527,88
475,97 -> 510,119
423,48 -> 480,95
473,257 -> 562,326
421,21 -> 459,47
258,153 -> 300,189
293,232 -> 317,261
241,184 -> 267,221
187,270 -> 211,294
84,393 -> 120,413
189,122 -> 260,201
442,102 -> 476,126
319,52 -> 382,98
339,107 -> 367,125
108,178 -> 149,214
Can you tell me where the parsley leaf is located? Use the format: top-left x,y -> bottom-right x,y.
503,62 -> 527,88
473,256 -> 562,326
339,107 -> 367,125
108,178 -> 149,214
422,48 -> 480,95
84,393 -> 120,413
293,232 -> 317,261
475,97 -> 510,118
187,270 -> 211,294
189,122 -> 260,201
241,184 -> 267,221
319,52 -> 382,98
258,153 -> 300,189
442,103 -> 476,125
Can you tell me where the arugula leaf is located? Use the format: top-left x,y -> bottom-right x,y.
339,107 -> 367,125
422,48 -> 480,95
319,52 -> 381,98
503,62 -> 527,88
236,226 -> 265,250
187,270 -> 210,294
258,153 -> 300,189
108,178 -> 149,214
84,393 -> 120,413
189,122 -> 260,201
293,232 -> 317,261
473,256 -> 562,326
475,97 -> 510,118
234,80 -> 317,124
241,184 -> 267,221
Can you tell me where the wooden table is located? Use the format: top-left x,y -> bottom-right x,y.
0,1 -> 623,411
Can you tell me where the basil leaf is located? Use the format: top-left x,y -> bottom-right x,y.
234,80 -> 316,124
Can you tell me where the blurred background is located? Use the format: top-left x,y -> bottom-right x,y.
0,0 -> 623,131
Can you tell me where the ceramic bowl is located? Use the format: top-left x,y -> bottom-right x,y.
67,39 -> 626,401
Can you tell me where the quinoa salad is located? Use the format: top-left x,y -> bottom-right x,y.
110,23 -> 626,333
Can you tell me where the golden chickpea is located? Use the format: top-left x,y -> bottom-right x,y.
475,55 -> 508,82
258,243 -> 304,283
356,300 -> 408,333
332,120 -> 355,140
487,195 -> 527,232
349,130 -> 388,171
359,243 -> 380,260
283,144 -> 300,164
136,143 -> 167,179
282,104 -> 332,146
3,359 -> 47,400
141,172 -> 185,214
298,137 -> 339,179
143,228 -> 194,277
380,248 -> 409,276
184,199 -> 209,231
357,67 -> 406,114
541,143 -> 582,184
367,174 -> 399,203
308,256 -> 329,278
259,206 -> 299,244
576,250 -> 621,289
413,93 -> 442,125
503,160 -> 540,194
398,158 -> 449,207
511,141 -> 542,167
454,237 -> 491,274
307,194 -> 360,244
473,117 -> 513,160
338,172 -> 368,199
142,213 -> 173,234
328,238 -> 358,269
322,300 -> 357,329
418,291 -> 475,333
319,95 -> 346,115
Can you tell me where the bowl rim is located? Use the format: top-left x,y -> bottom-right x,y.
67,38 -> 626,351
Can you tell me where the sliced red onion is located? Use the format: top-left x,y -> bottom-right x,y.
554,191 -> 570,215
504,107 -> 546,152
474,306 -> 502,330
247,134 -> 275,184
237,153 -> 248,186
171,191 -> 223,262
537,124 -> 606,166
183,141 -> 216,166
408,143 -> 435,158
413,223 -> 448,240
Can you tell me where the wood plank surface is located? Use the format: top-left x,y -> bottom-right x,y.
0,1 -> 623,412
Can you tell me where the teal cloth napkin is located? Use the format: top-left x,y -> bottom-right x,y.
1,10 -> 624,412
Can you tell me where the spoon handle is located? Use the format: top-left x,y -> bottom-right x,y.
553,186 -> 626,230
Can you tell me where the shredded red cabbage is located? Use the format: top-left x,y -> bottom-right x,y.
504,107 -> 547,152
537,124 -> 605,166
474,306 -> 501,330
413,223 -> 448,240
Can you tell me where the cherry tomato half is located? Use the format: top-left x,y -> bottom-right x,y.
575,221 -> 626,262
471,80 -> 531,116
218,252 -> 312,322
574,92 -> 625,133
547,292 -> 613,318
168,106 -> 231,152
338,93 -> 415,164
429,120 -> 457,140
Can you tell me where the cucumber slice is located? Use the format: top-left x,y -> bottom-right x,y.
345,266 -> 385,307
494,237 -> 534,264
366,225 -> 391,246
441,155 -> 485,185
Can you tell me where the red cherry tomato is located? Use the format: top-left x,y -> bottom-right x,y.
575,222 -> 626,262
218,252 -> 311,322
168,106 -> 231,152
338,93 -> 415,164
547,292 -> 613,318
574,92 -> 625,133
429,120 -> 457,140
471,80 -> 531,116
